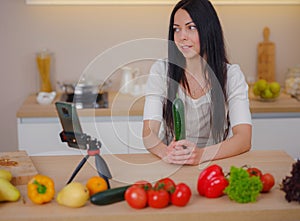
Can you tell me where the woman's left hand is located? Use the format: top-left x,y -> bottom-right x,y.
167,140 -> 202,165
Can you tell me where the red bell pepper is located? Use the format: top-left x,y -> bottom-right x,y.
197,164 -> 228,198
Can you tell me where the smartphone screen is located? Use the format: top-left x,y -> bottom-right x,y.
55,101 -> 86,149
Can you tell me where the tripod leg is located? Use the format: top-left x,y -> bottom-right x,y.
100,174 -> 111,189
66,155 -> 89,184
95,155 -> 111,189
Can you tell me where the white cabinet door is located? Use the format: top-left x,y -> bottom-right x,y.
20,114 -> 300,158
18,117 -> 129,156
127,120 -> 148,154
17,118 -> 81,156
251,117 -> 300,159
94,120 -> 129,154
123,116 -> 300,158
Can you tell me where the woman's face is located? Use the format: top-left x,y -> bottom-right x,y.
173,9 -> 200,60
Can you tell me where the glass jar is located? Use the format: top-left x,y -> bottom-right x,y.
285,65 -> 300,95
36,49 -> 54,93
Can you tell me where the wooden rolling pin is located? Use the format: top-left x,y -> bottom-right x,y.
257,27 -> 276,82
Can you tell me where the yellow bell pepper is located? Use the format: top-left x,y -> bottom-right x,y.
27,174 -> 55,204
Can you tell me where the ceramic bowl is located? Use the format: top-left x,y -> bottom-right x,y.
36,91 -> 56,105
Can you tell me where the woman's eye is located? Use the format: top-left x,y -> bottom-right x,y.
189,25 -> 197,30
173,27 -> 180,32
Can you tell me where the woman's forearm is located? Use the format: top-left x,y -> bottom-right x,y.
199,124 -> 252,163
143,132 -> 167,158
143,120 -> 252,165
142,120 -> 168,159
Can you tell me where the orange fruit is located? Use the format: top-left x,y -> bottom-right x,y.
86,176 -> 108,196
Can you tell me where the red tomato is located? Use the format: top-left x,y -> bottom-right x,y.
125,185 -> 147,209
247,167 -> 263,178
197,164 -> 224,196
204,176 -> 229,198
147,189 -> 170,208
171,183 -> 192,207
154,177 -> 176,193
261,173 -> 275,193
134,180 -> 152,191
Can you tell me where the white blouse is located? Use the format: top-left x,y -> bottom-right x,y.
143,59 -> 252,147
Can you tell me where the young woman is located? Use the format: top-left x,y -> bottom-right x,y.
142,0 -> 252,165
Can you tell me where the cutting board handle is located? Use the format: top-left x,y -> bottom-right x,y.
263,27 -> 270,42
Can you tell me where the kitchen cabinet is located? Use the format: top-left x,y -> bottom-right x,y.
127,120 -> 148,153
251,114 -> 300,159
17,117 -> 73,156
17,116 -> 147,156
18,114 -> 300,158
17,93 -> 300,158
123,114 -> 300,158
17,92 -> 147,156
83,117 -> 129,154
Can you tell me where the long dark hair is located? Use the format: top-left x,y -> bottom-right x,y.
163,0 -> 229,144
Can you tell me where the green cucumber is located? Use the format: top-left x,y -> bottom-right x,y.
90,185 -> 131,206
172,97 -> 186,141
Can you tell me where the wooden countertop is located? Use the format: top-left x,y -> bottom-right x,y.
1,150 -> 299,221
249,92 -> 300,113
17,91 -> 300,118
16,91 -> 145,118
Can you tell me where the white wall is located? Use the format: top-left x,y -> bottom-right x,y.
0,0 -> 299,151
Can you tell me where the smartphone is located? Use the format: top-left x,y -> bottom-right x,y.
55,101 -> 86,149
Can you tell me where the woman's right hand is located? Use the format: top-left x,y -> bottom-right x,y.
163,140 -> 202,165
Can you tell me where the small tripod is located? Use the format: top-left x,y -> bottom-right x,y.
60,131 -> 112,188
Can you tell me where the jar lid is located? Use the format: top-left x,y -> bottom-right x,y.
37,49 -> 51,59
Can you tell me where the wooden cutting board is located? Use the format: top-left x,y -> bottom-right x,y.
257,27 -> 276,82
0,151 -> 38,185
